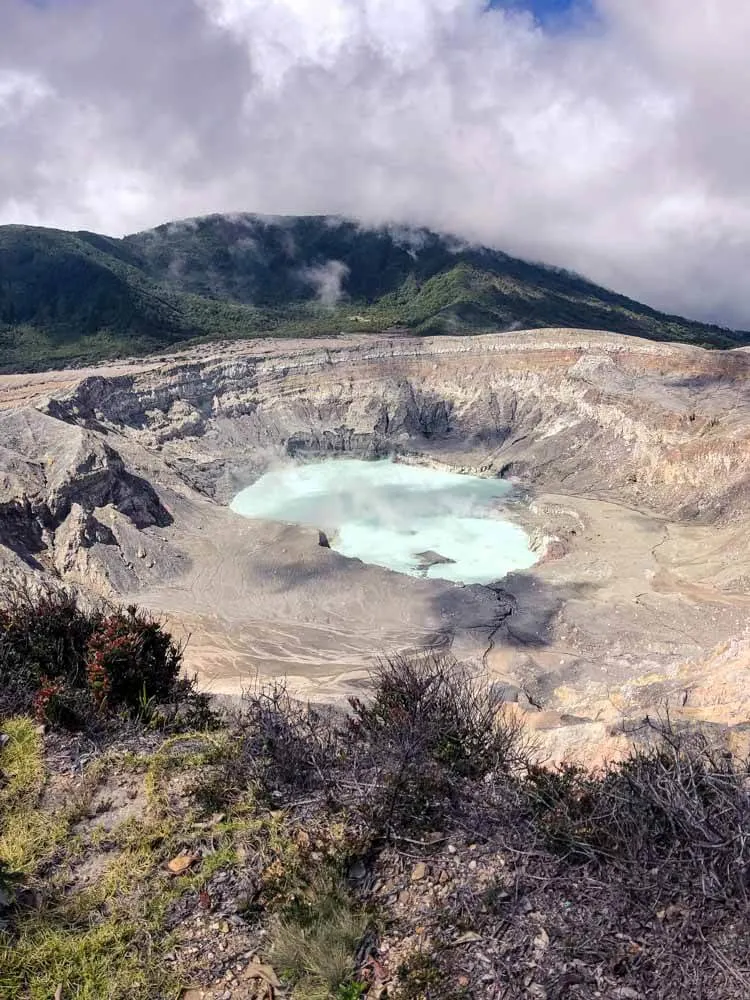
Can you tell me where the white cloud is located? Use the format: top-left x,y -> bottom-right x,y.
301,260 -> 350,306
0,0 -> 749,327
0,69 -> 51,127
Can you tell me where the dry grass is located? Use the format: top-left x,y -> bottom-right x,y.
269,874 -> 369,999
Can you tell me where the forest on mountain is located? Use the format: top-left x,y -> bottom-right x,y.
0,214 -> 744,371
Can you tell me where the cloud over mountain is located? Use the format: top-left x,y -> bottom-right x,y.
1,1 -> 749,327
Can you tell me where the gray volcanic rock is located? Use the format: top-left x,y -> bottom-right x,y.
0,407 -> 173,582
415,550 -> 456,571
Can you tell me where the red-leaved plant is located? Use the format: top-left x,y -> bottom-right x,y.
32,677 -> 64,723
85,606 -> 183,714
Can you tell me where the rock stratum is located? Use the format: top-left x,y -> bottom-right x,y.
1,329 -> 749,761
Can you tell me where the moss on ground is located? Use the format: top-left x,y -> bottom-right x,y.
0,719 -> 69,875
0,720 -> 182,998
0,719 -> 366,1000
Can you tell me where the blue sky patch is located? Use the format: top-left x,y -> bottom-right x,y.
489,0 -> 595,30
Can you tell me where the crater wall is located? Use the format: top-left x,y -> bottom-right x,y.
38,330 -> 750,521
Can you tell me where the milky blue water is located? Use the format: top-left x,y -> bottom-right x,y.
231,459 -> 536,585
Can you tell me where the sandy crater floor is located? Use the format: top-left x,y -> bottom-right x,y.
127,480 -> 750,764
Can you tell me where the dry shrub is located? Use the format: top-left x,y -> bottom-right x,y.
208,653 -> 529,839
192,679 -> 343,812
528,717 -> 750,903
349,652 -> 529,834
243,680 -> 343,795
351,652 -> 527,779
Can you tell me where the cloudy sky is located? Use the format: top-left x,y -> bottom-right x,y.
1,0 -> 749,327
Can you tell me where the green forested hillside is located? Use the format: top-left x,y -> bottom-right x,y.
0,215 -> 744,371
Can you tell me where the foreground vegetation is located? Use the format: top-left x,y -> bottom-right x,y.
1,216 -> 745,371
2,585 -> 750,998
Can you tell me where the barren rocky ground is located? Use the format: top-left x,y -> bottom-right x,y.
1,329 -> 749,761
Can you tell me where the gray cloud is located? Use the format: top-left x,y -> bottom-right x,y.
1,0 -> 749,327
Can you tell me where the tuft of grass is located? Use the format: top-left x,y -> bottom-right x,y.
270,874 -> 369,1000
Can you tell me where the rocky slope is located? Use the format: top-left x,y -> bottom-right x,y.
1,329 -> 749,759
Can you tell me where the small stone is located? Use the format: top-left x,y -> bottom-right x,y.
447,845 -> 457,855
411,863 -> 427,882
167,853 -> 200,875
534,927 -> 550,953
348,860 -> 367,883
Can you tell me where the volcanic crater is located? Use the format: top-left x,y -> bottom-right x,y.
2,328 -> 749,761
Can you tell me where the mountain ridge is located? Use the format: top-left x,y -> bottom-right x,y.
0,213 -> 745,372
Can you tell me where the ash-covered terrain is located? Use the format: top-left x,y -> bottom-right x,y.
1,328 -> 749,761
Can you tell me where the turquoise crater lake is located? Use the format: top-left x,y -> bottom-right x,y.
230,459 -> 537,585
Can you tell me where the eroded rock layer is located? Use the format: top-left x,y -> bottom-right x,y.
33,330 -> 750,519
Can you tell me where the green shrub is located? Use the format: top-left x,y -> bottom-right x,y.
351,652 -> 525,779
0,581 -> 98,718
0,582 -> 188,728
85,606 -> 183,713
